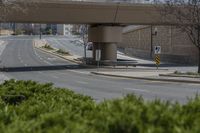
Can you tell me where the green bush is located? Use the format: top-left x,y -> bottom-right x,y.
0,80 -> 200,133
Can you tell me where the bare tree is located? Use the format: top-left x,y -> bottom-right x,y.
0,0 -> 30,21
80,24 -> 89,63
157,0 -> 200,73
0,0 -> 37,35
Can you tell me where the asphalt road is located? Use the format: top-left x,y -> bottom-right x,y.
45,35 -> 93,57
0,36 -> 200,104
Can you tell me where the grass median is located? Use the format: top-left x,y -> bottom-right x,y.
0,80 -> 200,133
42,44 -> 54,50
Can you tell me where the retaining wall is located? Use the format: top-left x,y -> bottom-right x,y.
119,26 -> 199,65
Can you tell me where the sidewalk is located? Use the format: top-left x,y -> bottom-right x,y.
91,68 -> 200,84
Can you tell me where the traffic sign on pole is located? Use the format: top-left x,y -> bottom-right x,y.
154,46 -> 161,54
155,55 -> 160,69
154,46 -> 161,69
96,49 -> 101,71
95,50 -> 101,61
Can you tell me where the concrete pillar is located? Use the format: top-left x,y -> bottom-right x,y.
88,25 -> 122,61
92,43 -> 117,61
101,43 -> 117,60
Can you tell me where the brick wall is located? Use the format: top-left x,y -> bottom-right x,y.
119,26 -> 199,65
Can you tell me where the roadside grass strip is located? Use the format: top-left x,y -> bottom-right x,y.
56,49 -> 70,55
42,44 -> 54,50
0,80 -> 200,133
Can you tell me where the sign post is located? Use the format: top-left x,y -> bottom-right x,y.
96,49 -> 101,71
154,46 -> 161,69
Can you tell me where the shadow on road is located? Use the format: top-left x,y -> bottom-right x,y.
0,65 -> 90,72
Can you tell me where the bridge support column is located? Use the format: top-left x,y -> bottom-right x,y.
92,43 -> 117,61
88,26 -> 122,61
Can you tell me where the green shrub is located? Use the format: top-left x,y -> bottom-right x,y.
0,80 -> 200,133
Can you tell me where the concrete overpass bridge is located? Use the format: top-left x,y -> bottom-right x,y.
0,0 -> 171,61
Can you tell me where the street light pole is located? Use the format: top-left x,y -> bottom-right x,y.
39,24 -> 42,39
0,23 -> 1,36
150,26 -> 157,58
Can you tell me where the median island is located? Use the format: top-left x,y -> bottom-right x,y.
0,80 -> 200,133
34,39 -> 81,64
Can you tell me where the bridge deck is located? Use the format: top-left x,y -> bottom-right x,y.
0,0 -> 165,25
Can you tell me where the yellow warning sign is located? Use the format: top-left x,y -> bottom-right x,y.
155,55 -> 160,66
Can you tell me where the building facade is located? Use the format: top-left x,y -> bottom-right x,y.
57,24 -> 73,35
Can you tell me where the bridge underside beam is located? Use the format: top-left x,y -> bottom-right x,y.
0,1 -> 167,25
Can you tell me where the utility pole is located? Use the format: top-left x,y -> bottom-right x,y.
13,23 -> 16,35
40,24 -> 42,39
0,23 -> 1,36
150,26 -> 157,58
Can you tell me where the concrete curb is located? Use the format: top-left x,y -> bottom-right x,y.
91,72 -> 200,84
33,43 -> 103,69
159,74 -> 200,78
34,46 -> 81,64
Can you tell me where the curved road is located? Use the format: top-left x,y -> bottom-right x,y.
0,36 -> 200,103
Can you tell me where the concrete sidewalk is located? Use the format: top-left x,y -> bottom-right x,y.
91,69 -> 200,84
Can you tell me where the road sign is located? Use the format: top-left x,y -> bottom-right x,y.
154,46 -> 161,54
95,50 -> 101,61
155,55 -> 160,69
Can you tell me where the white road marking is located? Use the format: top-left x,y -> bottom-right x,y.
124,88 -> 150,93
43,60 -> 53,65
52,75 -> 59,79
47,58 -> 56,60
76,81 -> 88,85
34,48 -> 38,53
68,70 -> 90,75
37,71 -> 43,74
20,59 -> 24,63
33,48 -> 55,65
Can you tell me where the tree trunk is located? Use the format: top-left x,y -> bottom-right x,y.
84,43 -> 87,59
197,26 -> 200,73
198,48 -> 200,73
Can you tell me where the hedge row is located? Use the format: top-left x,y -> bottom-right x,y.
0,80 -> 200,133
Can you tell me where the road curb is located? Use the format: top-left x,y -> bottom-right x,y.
91,72 -> 200,84
34,46 -> 81,64
159,74 -> 200,78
